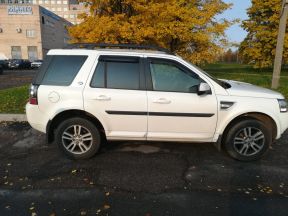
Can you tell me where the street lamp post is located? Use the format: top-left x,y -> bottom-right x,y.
272,0 -> 288,89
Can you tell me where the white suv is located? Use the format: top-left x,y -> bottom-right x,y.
26,44 -> 288,161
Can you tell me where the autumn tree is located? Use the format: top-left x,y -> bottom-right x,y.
240,0 -> 288,68
69,0 -> 232,64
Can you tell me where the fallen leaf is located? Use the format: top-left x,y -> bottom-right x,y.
103,204 -> 110,210
80,211 -> 87,215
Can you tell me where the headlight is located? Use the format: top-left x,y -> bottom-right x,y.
278,99 -> 287,113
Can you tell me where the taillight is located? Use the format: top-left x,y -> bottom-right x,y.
29,84 -> 39,105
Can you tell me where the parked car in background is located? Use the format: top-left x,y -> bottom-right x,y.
31,60 -> 43,69
8,59 -> 31,69
0,59 -> 9,69
0,65 -> 3,75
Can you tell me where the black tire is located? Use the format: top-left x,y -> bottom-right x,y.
55,117 -> 101,160
224,119 -> 272,161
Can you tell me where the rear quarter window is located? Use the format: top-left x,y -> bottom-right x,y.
41,55 -> 87,86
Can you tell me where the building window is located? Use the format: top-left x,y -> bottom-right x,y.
11,46 -> 22,59
51,0 -> 55,4
56,0 -> 61,4
44,0 -> 49,4
26,29 -> 36,38
63,7 -> 67,11
63,0 -> 67,4
69,14 -> 75,18
51,7 -> 55,11
64,14 -> 68,18
28,46 -> 38,61
57,7 -> 62,11
38,0 -> 43,4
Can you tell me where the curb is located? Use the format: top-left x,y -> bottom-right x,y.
0,114 -> 27,122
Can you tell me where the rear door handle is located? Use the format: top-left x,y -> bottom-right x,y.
153,98 -> 171,104
94,95 -> 111,101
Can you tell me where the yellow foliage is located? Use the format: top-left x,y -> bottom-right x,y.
240,0 -> 288,68
69,0 -> 232,65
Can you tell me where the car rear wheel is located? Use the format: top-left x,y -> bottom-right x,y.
55,117 -> 101,159
224,119 -> 272,161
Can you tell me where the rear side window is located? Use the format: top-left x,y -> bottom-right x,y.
41,55 -> 87,86
90,56 -> 140,90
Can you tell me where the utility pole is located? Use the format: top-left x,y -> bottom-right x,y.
272,0 -> 288,89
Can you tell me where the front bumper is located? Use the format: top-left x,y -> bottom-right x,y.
277,112 -> 288,139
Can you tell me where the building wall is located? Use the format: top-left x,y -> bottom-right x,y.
39,7 -> 71,57
0,0 -> 89,25
0,5 -> 42,60
0,5 -> 71,60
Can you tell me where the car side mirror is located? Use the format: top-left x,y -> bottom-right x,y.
198,82 -> 211,96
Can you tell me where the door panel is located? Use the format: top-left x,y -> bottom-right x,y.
147,91 -> 217,141
84,88 -> 147,139
83,55 -> 147,140
146,58 -> 218,142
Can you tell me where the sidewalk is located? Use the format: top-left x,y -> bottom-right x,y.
0,114 -> 27,122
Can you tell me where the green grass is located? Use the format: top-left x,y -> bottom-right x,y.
0,63 -> 288,114
204,63 -> 288,75
204,63 -> 288,99
0,85 -> 29,114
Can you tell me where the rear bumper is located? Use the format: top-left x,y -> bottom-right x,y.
26,103 -> 48,133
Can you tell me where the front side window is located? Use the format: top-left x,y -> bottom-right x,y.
42,55 -> 87,86
149,59 -> 201,93
91,56 -> 140,90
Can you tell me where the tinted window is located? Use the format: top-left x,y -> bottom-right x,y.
150,60 -> 201,93
42,55 -> 87,86
91,61 -> 105,88
90,57 -> 140,90
107,61 -> 139,89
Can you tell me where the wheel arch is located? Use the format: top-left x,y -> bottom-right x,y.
46,109 -> 106,144
217,112 -> 277,150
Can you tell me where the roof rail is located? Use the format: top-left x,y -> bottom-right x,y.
66,43 -> 174,55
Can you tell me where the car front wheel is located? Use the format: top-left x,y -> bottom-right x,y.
224,119 -> 272,161
55,118 -> 101,159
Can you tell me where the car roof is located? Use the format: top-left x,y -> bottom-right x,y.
47,48 -> 175,58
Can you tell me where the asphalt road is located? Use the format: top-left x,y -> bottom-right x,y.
0,69 -> 37,90
0,122 -> 288,216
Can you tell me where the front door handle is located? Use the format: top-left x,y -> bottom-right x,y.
153,98 -> 171,104
94,95 -> 111,101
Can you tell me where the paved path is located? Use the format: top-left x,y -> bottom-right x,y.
0,122 -> 287,216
